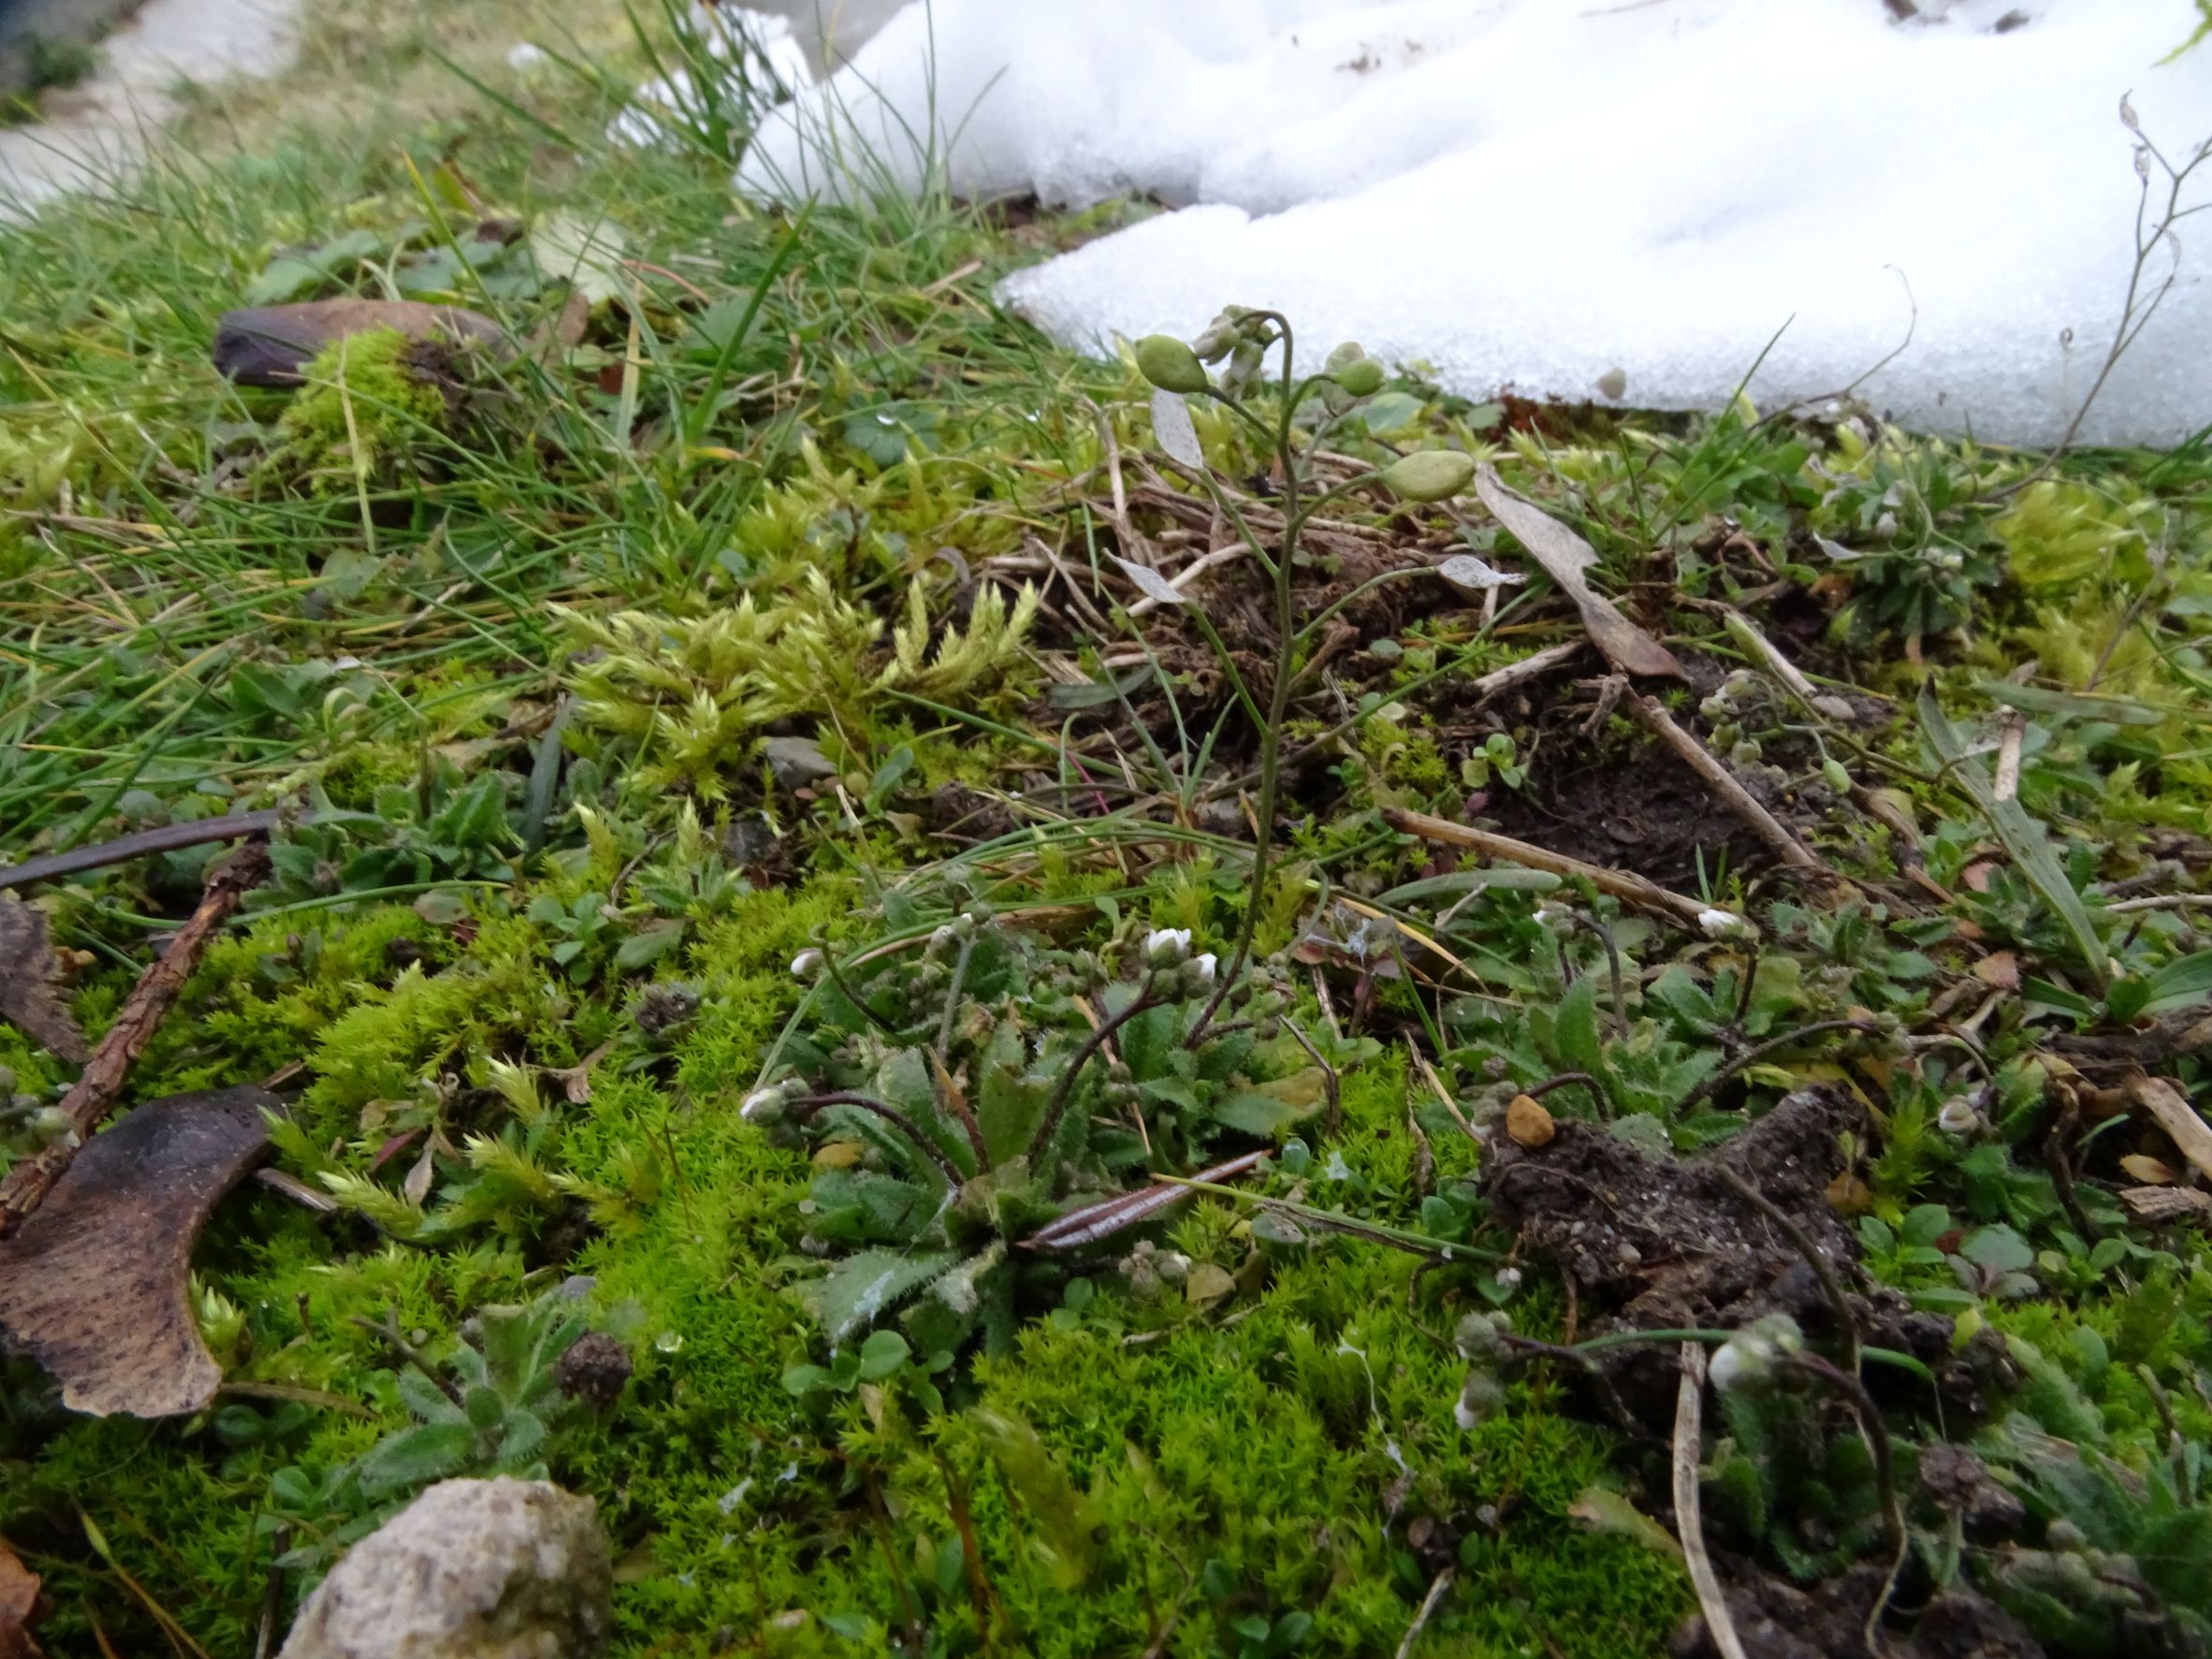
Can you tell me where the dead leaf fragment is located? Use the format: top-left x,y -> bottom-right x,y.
2119,1154 -> 2178,1186
2129,1073 -> 2212,1185
2120,1186 -> 2212,1224
1972,952 -> 2021,992
213,298 -> 505,386
1506,1094 -> 1555,1148
1472,466 -> 1685,679
0,896 -> 88,1062
0,1087 -> 276,1418
0,1536 -> 39,1659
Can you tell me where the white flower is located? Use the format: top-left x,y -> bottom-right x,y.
929,924 -> 959,953
1937,1097 -> 1980,1136
1698,908 -> 1751,939
506,41 -> 547,69
1709,1339 -> 1755,1392
790,948 -> 823,980
740,1087 -> 781,1122
1190,952 -> 1218,985
1710,1314 -> 1802,1394
1143,926 -> 1193,964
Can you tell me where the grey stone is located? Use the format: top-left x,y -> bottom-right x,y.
281,1477 -> 611,1659
762,735 -> 837,791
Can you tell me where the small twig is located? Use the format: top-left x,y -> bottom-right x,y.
1626,690 -> 1821,874
1381,807 -> 1713,926
0,841 -> 270,1238
254,1526 -> 291,1659
1408,1047 -> 1481,1151
0,808 -> 294,891
1283,1015 -> 1341,1135
1393,1566 -> 1456,1659
2105,892 -> 2212,914
1674,1344 -> 1749,1659
2045,1099 -> 2101,1245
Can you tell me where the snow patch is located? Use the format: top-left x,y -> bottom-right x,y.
732,0 -> 2212,448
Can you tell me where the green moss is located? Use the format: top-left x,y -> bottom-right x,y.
269,327 -> 446,494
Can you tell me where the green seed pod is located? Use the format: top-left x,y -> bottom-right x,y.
1335,357 -> 1384,398
1822,757 -> 1852,793
1378,449 -> 1476,502
1134,335 -> 1209,395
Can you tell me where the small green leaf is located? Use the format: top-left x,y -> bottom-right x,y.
857,1330 -> 910,1380
1918,685 -> 2107,986
356,1420 -> 476,1496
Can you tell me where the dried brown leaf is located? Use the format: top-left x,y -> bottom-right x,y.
2130,1073 -> 2212,1185
212,298 -> 504,386
2120,1185 -> 2212,1223
0,1088 -> 276,1418
1972,952 -> 2021,991
1472,466 -> 1686,679
2119,1154 -> 2178,1186
0,1536 -> 37,1659
0,897 -> 88,1063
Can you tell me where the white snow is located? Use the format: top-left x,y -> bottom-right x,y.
728,0 -> 2212,448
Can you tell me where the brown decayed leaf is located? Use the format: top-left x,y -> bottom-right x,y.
2120,1186 -> 2212,1223
1472,466 -> 1686,680
0,897 -> 88,1063
211,298 -> 505,386
0,1536 -> 38,1659
1972,952 -> 2021,991
0,1088 -> 276,1418
2130,1073 -> 2212,1186
2119,1154 -> 2178,1186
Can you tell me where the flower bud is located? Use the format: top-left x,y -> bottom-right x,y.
1135,335 -> 1209,396
1378,450 -> 1476,503
1189,306 -> 1249,363
1221,337 -> 1267,399
1335,358 -> 1384,398
790,948 -> 823,981
740,1086 -> 790,1127
1710,1313 -> 1802,1395
1455,1369 -> 1508,1430
1143,926 -> 1193,966
1937,1096 -> 1980,1136
1453,1311 -> 1513,1365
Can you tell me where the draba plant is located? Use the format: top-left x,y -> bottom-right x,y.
1128,311 -> 1477,1044
744,910 -> 1326,1358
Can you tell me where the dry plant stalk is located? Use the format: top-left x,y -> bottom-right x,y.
1674,1342 -> 1750,1659
1626,690 -> 1821,873
0,841 -> 269,1240
1380,806 -> 1713,925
